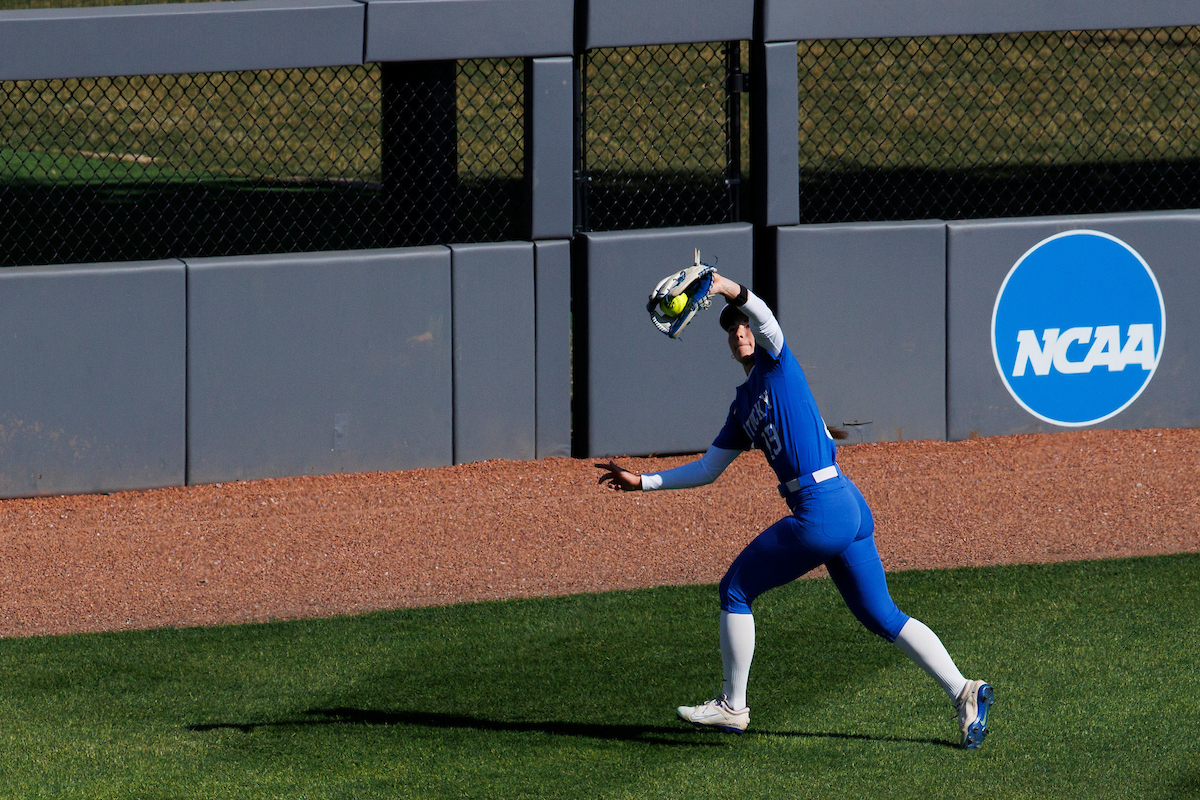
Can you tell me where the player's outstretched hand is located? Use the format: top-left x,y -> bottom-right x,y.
595,461 -> 642,491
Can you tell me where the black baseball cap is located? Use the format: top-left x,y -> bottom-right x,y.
719,302 -> 748,332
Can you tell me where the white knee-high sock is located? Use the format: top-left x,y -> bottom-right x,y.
893,617 -> 968,701
719,611 -> 755,710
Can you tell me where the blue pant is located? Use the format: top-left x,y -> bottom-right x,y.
718,476 -> 910,642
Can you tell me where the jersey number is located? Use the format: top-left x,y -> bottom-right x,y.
762,423 -> 783,461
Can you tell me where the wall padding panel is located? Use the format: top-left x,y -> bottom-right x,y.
761,0 -> 1200,44
753,41 -> 800,228
0,0 -> 364,81
947,212 -> 1200,440
365,0 -> 573,62
777,221 -> 947,444
528,57 -> 576,241
582,0 -> 753,48
186,247 -> 452,483
535,240 -> 572,458
451,242 -> 536,464
579,224 -> 753,457
0,260 -> 185,498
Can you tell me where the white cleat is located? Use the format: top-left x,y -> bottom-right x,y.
675,694 -> 750,734
956,679 -> 995,749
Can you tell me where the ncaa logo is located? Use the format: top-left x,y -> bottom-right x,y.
991,230 -> 1165,427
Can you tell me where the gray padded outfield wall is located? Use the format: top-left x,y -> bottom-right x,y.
776,221 -> 947,444
6,0 -> 1193,83
186,248 -> 453,484
451,242 -> 536,465
535,240 -> 572,459
753,41 -> 801,228
761,0 -> 1200,42
947,211 -> 1200,441
0,0 -> 581,82
527,57 -> 576,242
365,0 -> 573,62
0,0 -> 365,81
581,0 -> 753,49
0,261 -> 185,498
580,224 -> 753,457
2,0 -> 1200,500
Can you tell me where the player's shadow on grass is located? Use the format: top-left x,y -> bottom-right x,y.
187,707 -> 957,749
189,707 -> 719,747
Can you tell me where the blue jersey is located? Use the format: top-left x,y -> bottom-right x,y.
712,338 -> 837,486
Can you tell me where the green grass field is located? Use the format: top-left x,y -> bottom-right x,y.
5,29 -> 1197,188
0,553 -> 1195,799
797,29 -> 1200,172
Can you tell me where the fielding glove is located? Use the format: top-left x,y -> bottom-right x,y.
646,249 -> 716,339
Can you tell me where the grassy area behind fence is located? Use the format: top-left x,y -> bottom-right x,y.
0,553 -> 1195,799
5,31 -> 1199,186
799,29 -> 1200,172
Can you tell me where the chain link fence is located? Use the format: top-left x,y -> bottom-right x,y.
0,59 -> 523,268
798,27 -> 1200,223
577,42 -> 748,232
8,29 -> 1200,266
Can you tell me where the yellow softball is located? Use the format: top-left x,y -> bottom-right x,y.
661,294 -> 688,317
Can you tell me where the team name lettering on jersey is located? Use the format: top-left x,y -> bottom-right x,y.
740,390 -> 770,441
741,390 -> 783,462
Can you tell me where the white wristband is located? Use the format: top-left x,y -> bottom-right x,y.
641,473 -> 663,491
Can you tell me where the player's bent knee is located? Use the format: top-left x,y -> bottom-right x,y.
719,572 -> 754,615
853,606 -> 909,642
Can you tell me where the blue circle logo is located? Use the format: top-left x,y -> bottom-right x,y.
991,230 -> 1165,427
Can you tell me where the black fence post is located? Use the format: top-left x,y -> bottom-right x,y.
573,52 -> 589,234
380,60 -> 458,246
725,40 -> 745,223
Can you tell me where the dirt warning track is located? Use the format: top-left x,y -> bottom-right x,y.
0,428 -> 1196,638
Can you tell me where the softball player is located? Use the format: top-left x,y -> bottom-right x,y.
597,273 -> 994,748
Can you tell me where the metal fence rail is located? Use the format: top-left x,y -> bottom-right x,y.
796,27 -> 1200,224
577,41 -> 747,232
0,59 -> 523,267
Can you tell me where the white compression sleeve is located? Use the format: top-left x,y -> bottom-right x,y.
739,291 -> 784,360
640,446 -> 740,491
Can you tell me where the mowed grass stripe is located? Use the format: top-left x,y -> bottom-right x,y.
0,553 -> 1195,799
